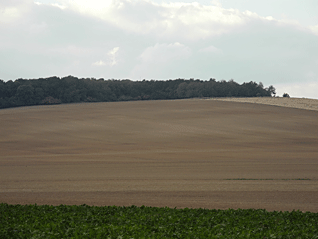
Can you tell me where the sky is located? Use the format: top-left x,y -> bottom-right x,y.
0,0 -> 318,98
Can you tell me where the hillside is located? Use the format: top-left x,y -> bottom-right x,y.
1,98 -> 318,212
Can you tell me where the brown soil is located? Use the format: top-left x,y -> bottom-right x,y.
1,98 -> 318,212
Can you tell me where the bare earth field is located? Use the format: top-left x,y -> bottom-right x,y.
1,98 -> 318,212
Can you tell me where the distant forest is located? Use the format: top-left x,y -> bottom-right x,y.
0,76 -> 276,109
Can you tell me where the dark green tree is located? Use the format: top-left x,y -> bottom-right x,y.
16,84 -> 35,105
267,85 -> 276,97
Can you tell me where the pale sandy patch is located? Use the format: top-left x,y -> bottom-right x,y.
209,97 -> 318,111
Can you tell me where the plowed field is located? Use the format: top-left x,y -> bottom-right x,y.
1,98 -> 318,211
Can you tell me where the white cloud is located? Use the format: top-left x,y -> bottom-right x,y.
309,24 -> 318,36
131,42 -> 191,78
219,0 -> 318,27
92,47 -> 120,67
57,0 -> 112,16
34,1 -> 66,9
265,16 -> 274,21
48,0 -> 317,43
56,0 -> 250,40
0,0 -> 33,24
0,0 -> 32,8
108,47 -> 119,66
92,60 -> 106,66
51,3 -> 67,9
55,0 -> 317,42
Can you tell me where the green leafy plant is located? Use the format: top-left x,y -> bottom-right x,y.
1,203 -> 317,238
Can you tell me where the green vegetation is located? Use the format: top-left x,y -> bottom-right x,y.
1,203 -> 317,238
0,76 -> 276,109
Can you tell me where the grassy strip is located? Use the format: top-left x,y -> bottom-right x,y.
1,203 -> 318,238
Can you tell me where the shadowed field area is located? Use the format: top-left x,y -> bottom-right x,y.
1,99 -> 318,211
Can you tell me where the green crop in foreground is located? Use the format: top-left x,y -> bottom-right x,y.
1,203 -> 318,238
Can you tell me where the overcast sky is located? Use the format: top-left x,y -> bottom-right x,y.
1,0 -> 318,98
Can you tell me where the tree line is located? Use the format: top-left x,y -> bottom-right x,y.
0,76 -> 276,109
